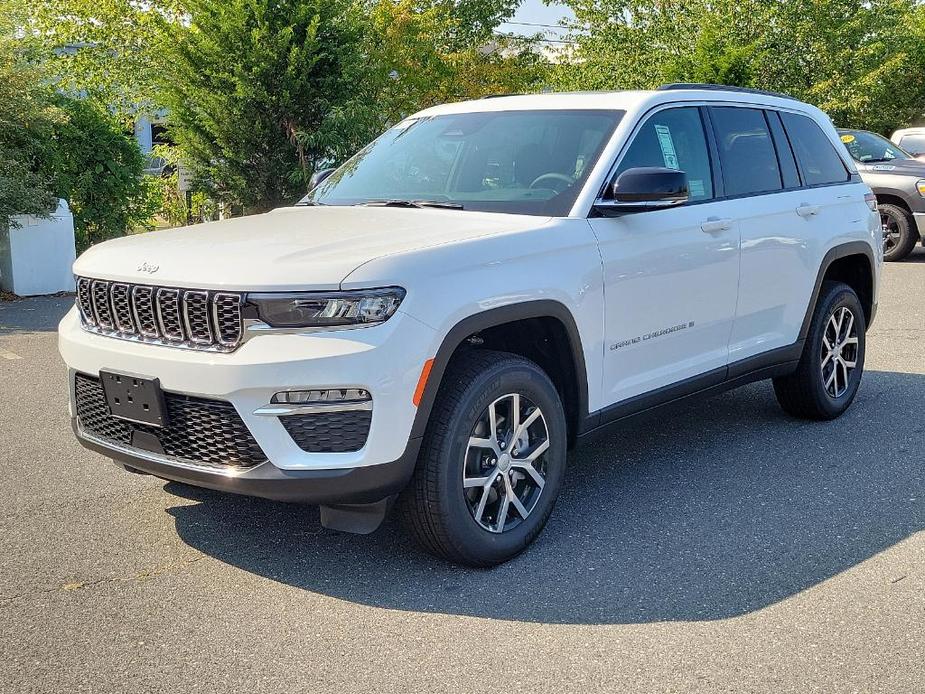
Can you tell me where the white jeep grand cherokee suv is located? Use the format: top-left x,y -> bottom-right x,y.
60,84 -> 881,566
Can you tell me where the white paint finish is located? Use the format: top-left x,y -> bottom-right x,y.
729,184 -> 875,361
590,202 -> 740,403
0,200 -> 76,296
58,87 -> 883,483
343,217 -> 607,411
73,206 -> 551,291
58,306 -> 434,470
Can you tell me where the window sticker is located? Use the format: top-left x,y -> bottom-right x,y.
689,179 -> 705,198
840,133 -> 856,143
654,124 -> 679,169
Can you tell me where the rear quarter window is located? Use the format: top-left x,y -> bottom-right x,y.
781,113 -> 851,186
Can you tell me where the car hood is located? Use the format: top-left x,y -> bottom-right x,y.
857,158 -> 925,176
73,206 -> 550,291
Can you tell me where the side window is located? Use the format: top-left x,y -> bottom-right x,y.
616,107 -> 714,201
780,112 -> 850,186
899,134 -> 925,154
766,111 -> 801,189
710,107 -> 782,196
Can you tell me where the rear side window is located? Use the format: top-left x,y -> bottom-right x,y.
780,112 -> 850,186
710,107 -> 782,196
615,106 -> 714,201
899,134 -> 925,154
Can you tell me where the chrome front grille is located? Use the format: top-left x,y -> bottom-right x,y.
76,277 -> 244,351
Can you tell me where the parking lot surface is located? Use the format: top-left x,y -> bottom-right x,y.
1,252 -> 923,693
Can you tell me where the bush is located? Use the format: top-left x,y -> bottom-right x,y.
52,96 -> 159,250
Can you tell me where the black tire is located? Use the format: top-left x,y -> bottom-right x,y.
400,349 -> 567,567
773,281 -> 866,420
879,203 -> 918,262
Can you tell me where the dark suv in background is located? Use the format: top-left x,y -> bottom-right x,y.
839,128 -> 925,261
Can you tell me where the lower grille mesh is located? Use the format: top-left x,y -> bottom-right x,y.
74,374 -> 267,469
281,410 -> 372,453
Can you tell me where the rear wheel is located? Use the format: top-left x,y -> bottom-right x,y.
879,203 -> 918,261
401,350 -> 566,567
773,281 -> 866,420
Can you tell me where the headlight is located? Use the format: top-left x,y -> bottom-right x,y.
246,287 -> 405,329
917,180 -> 925,197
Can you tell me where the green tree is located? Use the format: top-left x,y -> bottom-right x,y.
0,1 -> 62,226
157,0 -> 371,212
556,0 -> 925,133
52,95 -> 159,249
364,0 -> 542,125
23,0 -> 180,118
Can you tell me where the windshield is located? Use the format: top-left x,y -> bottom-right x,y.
302,109 -> 624,216
839,130 -> 911,163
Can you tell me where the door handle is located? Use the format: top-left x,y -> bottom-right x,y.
796,203 -> 820,218
701,217 -> 733,233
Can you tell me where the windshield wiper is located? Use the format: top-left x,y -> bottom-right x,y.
358,199 -> 464,210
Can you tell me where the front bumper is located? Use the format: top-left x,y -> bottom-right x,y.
59,305 -> 437,502
74,418 -> 420,504
913,212 -> 925,238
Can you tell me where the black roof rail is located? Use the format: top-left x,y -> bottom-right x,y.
481,93 -> 524,99
657,83 -> 799,101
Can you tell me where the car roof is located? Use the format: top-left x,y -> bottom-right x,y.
411,88 -> 825,121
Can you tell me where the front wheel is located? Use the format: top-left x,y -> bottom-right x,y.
773,281 -> 866,420
401,350 -> 567,567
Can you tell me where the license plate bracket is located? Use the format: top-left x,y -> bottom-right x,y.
100,371 -> 168,427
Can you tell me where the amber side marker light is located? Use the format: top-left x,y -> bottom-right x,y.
413,358 -> 435,406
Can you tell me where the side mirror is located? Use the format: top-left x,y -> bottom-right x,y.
593,167 -> 689,216
309,167 -> 336,190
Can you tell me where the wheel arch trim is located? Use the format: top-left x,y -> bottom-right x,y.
799,241 -> 877,340
409,300 -> 590,441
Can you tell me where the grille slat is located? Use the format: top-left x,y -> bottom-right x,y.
76,278 -> 95,325
111,283 -> 135,333
75,277 -> 244,351
132,286 -> 158,338
91,280 -> 114,329
156,288 -> 184,342
75,374 -> 266,469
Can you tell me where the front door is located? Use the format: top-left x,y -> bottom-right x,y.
589,105 -> 740,407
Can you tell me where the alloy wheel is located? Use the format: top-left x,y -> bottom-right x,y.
821,306 -> 859,398
463,393 -> 550,533
881,210 -> 900,254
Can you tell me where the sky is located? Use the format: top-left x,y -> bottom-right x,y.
500,0 -> 574,43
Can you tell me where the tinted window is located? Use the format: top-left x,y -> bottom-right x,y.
306,110 -> 623,216
615,107 -> 713,201
767,111 -> 801,188
781,112 -> 850,186
840,130 -> 909,163
710,107 -> 782,196
899,134 -> 925,155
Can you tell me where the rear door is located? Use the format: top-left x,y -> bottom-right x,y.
719,106 -> 856,365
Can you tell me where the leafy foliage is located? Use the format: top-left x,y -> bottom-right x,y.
23,0 -> 181,118
52,96 -> 159,249
0,1 -> 63,226
157,0 -> 374,211
556,0 -> 925,133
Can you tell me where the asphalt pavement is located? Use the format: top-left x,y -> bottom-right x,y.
1,252 -> 923,693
